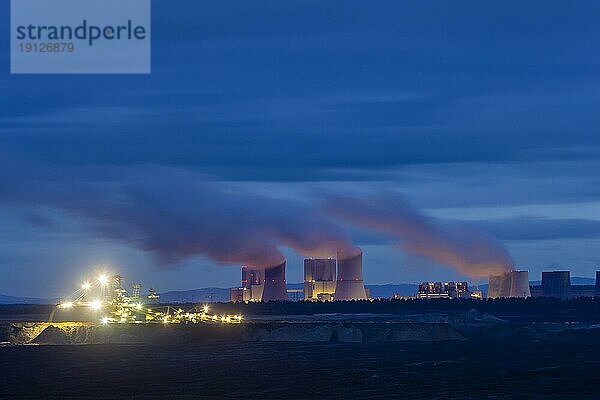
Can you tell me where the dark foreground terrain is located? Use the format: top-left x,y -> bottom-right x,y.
2,299 -> 600,399
2,329 -> 600,400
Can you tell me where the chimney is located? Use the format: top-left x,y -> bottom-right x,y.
488,271 -> 530,298
334,250 -> 367,300
261,261 -> 289,301
509,271 -> 531,298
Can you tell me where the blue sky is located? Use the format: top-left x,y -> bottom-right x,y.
2,0 -> 600,297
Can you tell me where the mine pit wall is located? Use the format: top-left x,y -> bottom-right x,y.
0,321 -> 465,345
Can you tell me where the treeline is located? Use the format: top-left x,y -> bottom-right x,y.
200,297 -> 600,322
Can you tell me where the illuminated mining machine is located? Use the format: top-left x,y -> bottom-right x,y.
57,273 -> 242,325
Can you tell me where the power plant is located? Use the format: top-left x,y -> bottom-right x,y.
487,270 -> 600,299
416,281 -> 482,299
334,250 -> 368,301
487,271 -> 531,298
231,263 -> 289,302
231,250 -> 370,301
242,265 -> 264,301
227,251 -> 598,302
262,261 -> 289,301
541,271 -> 571,299
304,258 -> 336,301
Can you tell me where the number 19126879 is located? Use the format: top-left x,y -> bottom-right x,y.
19,42 -> 75,53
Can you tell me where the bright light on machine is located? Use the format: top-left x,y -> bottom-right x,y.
101,316 -> 110,325
82,282 -> 91,290
202,305 -> 209,314
90,299 -> 102,310
60,301 -> 73,309
97,274 -> 109,286
135,303 -> 143,311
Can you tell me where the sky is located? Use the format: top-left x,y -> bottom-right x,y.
2,0 -> 600,297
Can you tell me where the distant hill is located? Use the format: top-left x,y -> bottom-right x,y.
366,284 -> 419,298
157,283 -> 419,302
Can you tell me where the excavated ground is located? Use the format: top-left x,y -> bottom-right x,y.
0,320 -> 465,345
2,306 -> 600,399
2,330 -> 600,400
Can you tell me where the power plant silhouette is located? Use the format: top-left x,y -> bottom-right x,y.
229,252 -> 599,302
230,250 -> 368,302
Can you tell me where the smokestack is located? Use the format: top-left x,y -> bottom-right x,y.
509,271 -> 531,298
261,261 -> 289,301
488,271 -> 531,298
334,249 -> 367,301
488,273 -> 511,298
542,271 -> 571,299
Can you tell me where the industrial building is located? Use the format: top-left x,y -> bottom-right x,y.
487,271 -> 531,298
570,285 -> 596,298
304,258 -> 336,301
230,265 -> 263,302
416,281 -> 481,299
230,262 -> 289,302
541,271 -> 571,299
528,270 -> 600,299
261,261 -> 289,301
242,265 -> 264,301
230,250 -> 370,302
230,287 -> 252,302
334,250 -> 368,300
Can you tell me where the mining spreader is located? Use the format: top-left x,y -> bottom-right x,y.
54,273 -> 242,325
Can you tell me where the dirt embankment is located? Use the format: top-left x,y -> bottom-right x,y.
0,322 -> 92,344
1,321 -> 465,345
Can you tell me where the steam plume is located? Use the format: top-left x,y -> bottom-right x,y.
325,193 -> 513,278
0,161 -> 354,269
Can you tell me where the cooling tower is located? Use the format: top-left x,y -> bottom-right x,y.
261,261 -> 289,301
488,271 -> 530,298
595,271 -> 600,298
509,271 -> 531,298
542,271 -> 571,299
334,250 -> 367,301
488,273 -> 511,298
